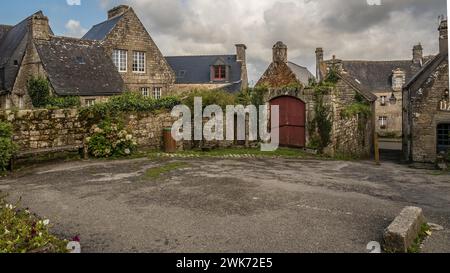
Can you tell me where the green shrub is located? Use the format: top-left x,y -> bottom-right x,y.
80,92 -> 181,122
87,120 -> 137,158
183,89 -> 236,110
0,197 -> 67,253
27,77 -> 51,108
0,122 -> 17,173
46,96 -> 80,108
236,87 -> 267,106
309,83 -> 333,153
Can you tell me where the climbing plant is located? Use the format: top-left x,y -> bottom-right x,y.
308,82 -> 333,152
27,77 -> 50,108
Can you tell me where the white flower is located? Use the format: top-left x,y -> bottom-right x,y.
38,232 -> 43,237
42,219 -> 50,226
124,149 -> 131,155
5,204 -> 14,210
4,229 -> 10,235
126,134 -> 133,141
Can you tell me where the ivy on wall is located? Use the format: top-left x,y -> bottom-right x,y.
27,77 -> 80,109
308,82 -> 333,152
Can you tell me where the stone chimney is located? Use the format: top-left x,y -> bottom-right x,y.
412,44 -> 423,65
315,47 -> 324,81
439,18 -> 448,53
30,12 -> 51,40
108,5 -> 130,19
235,44 -> 249,89
273,41 -> 287,63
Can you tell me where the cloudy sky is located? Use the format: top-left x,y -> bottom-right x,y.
0,0 -> 447,85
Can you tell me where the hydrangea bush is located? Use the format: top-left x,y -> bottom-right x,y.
87,120 -> 137,158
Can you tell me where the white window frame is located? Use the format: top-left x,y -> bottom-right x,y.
140,87 -> 149,97
85,99 -> 96,107
379,116 -> 388,128
133,51 -> 146,73
113,49 -> 127,72
153,87 -> 162,99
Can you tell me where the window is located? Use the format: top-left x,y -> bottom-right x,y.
213,65 -> 226,80
140,87 -> 149,97
393,76 -> 403,90
437,124 -> 450,153
75,56 -> 85,64
379,116 -> 388,129
85,99 -> 96,107
178,70 -> 186,78
153,87 -> 162,99
13,60 -> 18,66
18,96 -> 24,109
113,49 -> 127,72
133,51 -> 145,73
380,96 -> 387,106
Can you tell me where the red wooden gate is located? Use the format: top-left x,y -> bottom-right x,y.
270,96 -> 306,148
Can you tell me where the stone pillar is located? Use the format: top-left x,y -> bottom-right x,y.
236,44 -> 248,89
273,41 -> 288,63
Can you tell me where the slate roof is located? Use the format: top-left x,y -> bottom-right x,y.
338,73 -> 378,102
0,24 -> 13,42
82,14 -> 124,41
0,12 -> 37,91
287,61 -> 314,85
404,53 -> 448,94
339,60 -> 423,92
165,54 -> 242,85
34,37 -> 124,96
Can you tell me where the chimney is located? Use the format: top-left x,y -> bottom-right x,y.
108,5 -> 130,19
439,18 -> 448,53
315,47 -> 324,81
30,12 -> 51,40
273,41 -> 287,63
235,44 -> 249,90
235,44 -> 247,64
412,44 -> 423,65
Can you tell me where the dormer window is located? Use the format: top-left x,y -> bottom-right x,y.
213,65 -> 226,81
75,56 -> 85,65
392,68 -> 405,91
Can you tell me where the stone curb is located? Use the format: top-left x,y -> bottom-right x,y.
383,206 -> 426,253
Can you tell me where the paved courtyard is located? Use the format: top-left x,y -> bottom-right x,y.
0,157 -> 449,253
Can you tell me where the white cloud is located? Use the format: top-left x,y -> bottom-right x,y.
97,0 -> 446,85
64,19 -> 88,38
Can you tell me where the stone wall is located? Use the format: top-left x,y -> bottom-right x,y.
0,109 -> 178,153
406,60 -> 450,163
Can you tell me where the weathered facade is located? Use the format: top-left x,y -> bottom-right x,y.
257,42 -> 376,157
0,11 -> 125,109
165,44 -> 248,94
317,46 -> 431,139
403,19 -> 450,164
83,5 -> 175,97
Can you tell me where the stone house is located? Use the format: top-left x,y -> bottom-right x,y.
0,5 -> 177,109
403,19 -> 450,164
257,41 -> 314,88
256,42 -> 376,157
82,5 -> 175,99
165,44 -> 248,95
317,45 -> 432,139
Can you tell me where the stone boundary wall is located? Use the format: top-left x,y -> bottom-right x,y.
0,109 -> 178,153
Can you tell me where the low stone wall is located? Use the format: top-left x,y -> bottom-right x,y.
0,109 -> 178,153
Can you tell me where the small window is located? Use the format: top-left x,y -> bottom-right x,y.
379,116 -> 388,129
75,56 -> 85,64
437,124 -> 450,153
153,87 -> 162,99
213,65 -> 226,80
85,99 -> 96,107
113,49 -> 127,72
393,76 -> 404,90
13,60 -> 19,66
380,96 -> 387,106
140,87 -> 149,97
133,51 -> 145,73
178,70 -> 186,78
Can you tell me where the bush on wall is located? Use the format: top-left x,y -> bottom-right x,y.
182,89 -> 237,111
86,119 -> 137,158
80,92 -> 181,123
27,77 -> 80,109
0,121 -> 17,173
